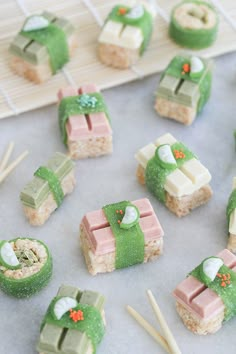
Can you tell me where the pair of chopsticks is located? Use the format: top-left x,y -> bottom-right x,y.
127,290 -> 181,354
0,141 -> 29,184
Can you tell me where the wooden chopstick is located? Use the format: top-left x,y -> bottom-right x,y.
126,305 -> 172,354
0,141 -> 14,173
0,150 -> 29,184
146,290 -> 181,354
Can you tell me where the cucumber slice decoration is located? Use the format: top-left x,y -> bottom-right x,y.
155,144 -> 177,169
125,4 -> 144,20
23,15 -> 49,32
53,297 -> 78,320
200,257 -> 224,285
0,241 -> 20,270
120,205 -> 140,229
190,56 -> 204,79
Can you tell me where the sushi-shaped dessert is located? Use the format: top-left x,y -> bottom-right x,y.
227,177 -> 236,253
9,11 -> 77,83
98,1 -> 157,69
58,84 -> 112,159
37,285 -> 105,354
0,237 -> 52,298
155,54 -> 212,125
173,249 -> 236,335
20,152 -> 75,226
80,198 -> 164,275
169,1 -> 219,49
135,133 -> 212,217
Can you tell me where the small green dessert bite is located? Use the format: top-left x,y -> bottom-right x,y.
0,238 -> 52,298
169,1 -> 219,49
36,285 -> 106,354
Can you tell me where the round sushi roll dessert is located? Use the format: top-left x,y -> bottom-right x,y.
0,238 -> 52,298
169,1 -> 219,49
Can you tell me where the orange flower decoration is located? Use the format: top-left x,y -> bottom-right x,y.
69,309 -> 84,322
216,273 -> 231,287
182,63 -> 190,75
118,7 -> 127,15
173,150 -> 185,159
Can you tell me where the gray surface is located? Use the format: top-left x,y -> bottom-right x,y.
0,52 -> 236,354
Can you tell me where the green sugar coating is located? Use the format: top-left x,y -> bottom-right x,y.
169,1 -> 219,49
164,55 -> 212,112
107,5 -> 153,54
226,189 -> 236,227
145,142 -> 196,203
59,92 -> 111,146
190,260 -> 236,321
21,23 -> 69,74
0,238 -> 53,298
42,296 -> 105,354
34,166 -> 64,208
103,201 -> 145,269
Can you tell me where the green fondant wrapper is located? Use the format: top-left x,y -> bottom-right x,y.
21,22 -> 69,73
226,189 -> 236,227
190,260 -> 236,321
59,93 -> 111,146
103,201 -> 145,269
145,142 -> 196,203
0,238 -> 53,298
107,5 -> 153,54
169,1 -> 219,49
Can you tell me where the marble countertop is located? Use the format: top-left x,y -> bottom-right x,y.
0,52 -> 236,354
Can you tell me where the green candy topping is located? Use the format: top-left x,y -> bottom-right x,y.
103,201 -> 145,269
120,205 -> 140,229
226,189 -> 236,227
21,20 -> 69,74
190,258 -> 236,321
156,144 -> 177,169
0,241 -> 20,270
145,142 -> 196,203
107,5 -> 153,54
42,296 -> 105,354
34,166 -> 64,207
59,92 -> 110,146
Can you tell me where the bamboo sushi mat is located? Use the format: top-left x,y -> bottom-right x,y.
0,0 -> 236,120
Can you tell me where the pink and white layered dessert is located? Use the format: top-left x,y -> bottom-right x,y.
173,249 -> 236,335
80,198 -> 164,275
58,84 -> 112,159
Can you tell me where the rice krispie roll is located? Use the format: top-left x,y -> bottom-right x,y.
0,238 -> 52,298
173,249 -> 236,335
155,54 -> 213,125
135,133 -> 212,217
58,84 -> 112,159
9,11 -> 77,83
227,178 -> 236,253
169,1 -> 219,49
20,152 -> 76,226
37,285 -> 105,354
98,1 -> 156,69
80,198 -> 164,275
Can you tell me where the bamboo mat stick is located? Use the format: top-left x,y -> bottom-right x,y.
0,141 -> 14,173
0,150 -> 28,184
146,290 -> 181,354
126,305 -> 171,354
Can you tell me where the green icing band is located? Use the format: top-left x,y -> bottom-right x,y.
59,92 -> 111,146
107,5 -> 153,54
169,1 -> 219,49
21,23 -> 69,74
34,166 -> 64,207
42,297 -> 105,353
164,55 -> 212,112
226,189 -> 236,227
145,142 -> 196,203
190,260 -> 236,321
103,201 -> 145,269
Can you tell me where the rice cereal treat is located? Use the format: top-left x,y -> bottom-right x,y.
135,133 -> 212,217
169,1 -> 219,49
226,178 -> 236,253
0,238 -> 52,298
9,11 -> 77,83
173,249 -> 236,335
58,84 -> 112,159
80,198 -> 164,275
98,1 -> 156,69
155,54 -> 212,125
37,285 -> 105,354
20,152 -> 75,226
